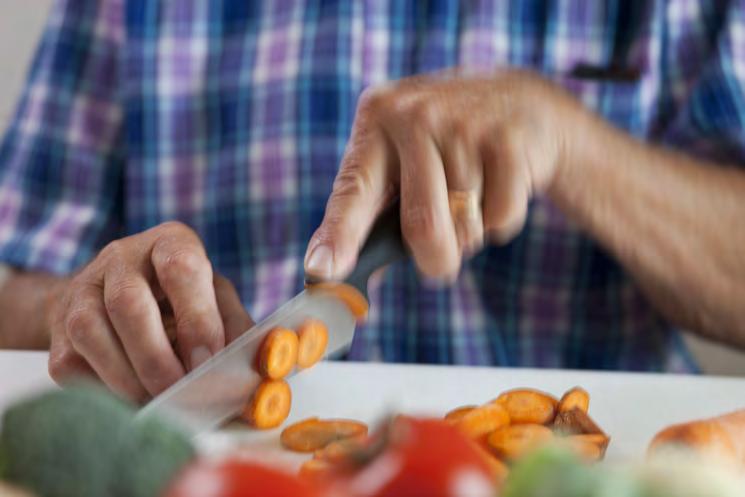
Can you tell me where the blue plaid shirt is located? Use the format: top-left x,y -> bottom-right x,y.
2,0 -> 745,372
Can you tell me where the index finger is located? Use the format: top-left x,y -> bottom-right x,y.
304,94 -> 395,280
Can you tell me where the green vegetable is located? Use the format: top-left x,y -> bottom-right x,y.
0,383 -> 194,497
501,446 -> 599,497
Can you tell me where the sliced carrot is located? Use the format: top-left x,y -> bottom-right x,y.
558,387 -> 590,414
242,379 -> 292,429
469,439 -> 510,486
494,389 -> 558,425
562,433 -> 610,462
454,403 -> 510,439
257,327 -> 298,379
307,282 -> 369,320
313,435 -> 368,464
298,458 -> 334,482
444,405 -> 477,424
281,417 -> 369,453
296,318 -> 329,369
487,424 -> 554,461
553,407 -> 605,436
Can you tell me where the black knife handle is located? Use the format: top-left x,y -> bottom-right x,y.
306,201 -> 407,298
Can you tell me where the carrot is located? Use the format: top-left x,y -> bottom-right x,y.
257,327 -> 298,379
469,439 -> 510,486
649,409 -> 745,469
454,403 -> 510,439
444,405 -> 477,423
553,407 -> 605,436
487,424 -> 554,461
299,458 -> 334,482
494,389 -> 558,425
313,435 -> 368,464
296,318 -> 329,369
558,387 -> 590,414
242,379 -> 292,429
281,417 -> 369,453
307,282 -> 369,320
562,433 -> 610,462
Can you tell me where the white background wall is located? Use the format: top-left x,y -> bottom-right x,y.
1,2 -> 744,375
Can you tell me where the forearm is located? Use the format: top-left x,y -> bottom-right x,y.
550,108 -> 745,347
0,268 -> 64,349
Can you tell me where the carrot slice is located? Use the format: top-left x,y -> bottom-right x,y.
558,387 -> 590,414
241,379 -> 292,429
313,435 -> 368,464
445,405 -> 477,423
494,389 -> 558,425
562,433 -> 610,462
553,407 -> 605,436
307,282 -> 369,320
281,417 -> 369,453
487,424 -> 554,461
257,327 -> 298,379
299,458 -> 334,482
296,318 -> 329,369
454,403 -> 510,439
469,439 -> 510,486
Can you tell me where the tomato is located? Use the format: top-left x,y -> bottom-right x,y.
333,417 -> 495,497
163,459 -> 321,497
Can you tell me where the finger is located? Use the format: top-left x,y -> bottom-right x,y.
213,274 -> 254,343
482,131 -> 530,244
305,93 -> 395,280
151,226 -> 225,370
103,269 -> 185,396
65,284 -> 148,402
396,129 -> 460,280
48,330 -> 97,384
440,126 -> 484,255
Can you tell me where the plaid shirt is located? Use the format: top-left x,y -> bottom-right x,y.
2,0 -> 744,372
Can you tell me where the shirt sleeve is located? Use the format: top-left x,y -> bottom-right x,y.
0,0 -> 125,275
660,0 -> 745,164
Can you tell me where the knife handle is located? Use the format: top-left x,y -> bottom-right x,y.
306,201 -> 408,298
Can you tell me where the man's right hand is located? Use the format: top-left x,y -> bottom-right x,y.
47,222 -> 254,402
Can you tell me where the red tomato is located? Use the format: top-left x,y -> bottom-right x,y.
333,417 -> 495,497
163,459 -> 321,497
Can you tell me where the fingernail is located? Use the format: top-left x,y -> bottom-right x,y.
190,346 -> 212,370
305,244 -> 334,279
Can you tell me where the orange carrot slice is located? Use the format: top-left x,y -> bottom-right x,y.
454,403 -> 510,439
299,458 -> 334,482
241,379 -> 292,429
487,424 -> 554,461
494,389 -> 558,425
444,405 -> 477,423
313,435 -> 368,463
296,318 -> 329,369
307,282 -> 369,320
281,417 -> 368,453
257,327 -> 298,379
562,433 -> 610,462
558,387 -> 590,414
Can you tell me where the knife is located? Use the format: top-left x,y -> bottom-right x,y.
138,203 -> 406,436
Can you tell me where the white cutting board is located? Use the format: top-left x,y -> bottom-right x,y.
197,361 -> 745,471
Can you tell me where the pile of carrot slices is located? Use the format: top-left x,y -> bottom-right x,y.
241,318 -> 330,429
277,386 -> 610,484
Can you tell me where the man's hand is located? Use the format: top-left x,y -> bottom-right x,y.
304,70 -> 578,282
47,222 -> 253,402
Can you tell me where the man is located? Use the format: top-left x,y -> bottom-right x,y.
0,1 -> 743,402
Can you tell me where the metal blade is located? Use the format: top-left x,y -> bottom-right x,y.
137,289 -> 356,436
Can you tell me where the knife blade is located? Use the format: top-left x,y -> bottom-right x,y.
139,202 -> 406,436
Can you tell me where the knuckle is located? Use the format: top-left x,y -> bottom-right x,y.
332,163 -> 373,201
157,220 -> 194,238
65,308 -> 98,346
48,347 -> 78,382
402,98 -> 438,129
104,281 -> 146,318
155,247 -> 209,285
357,86 -> 388,116
99,239 -> 126,263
